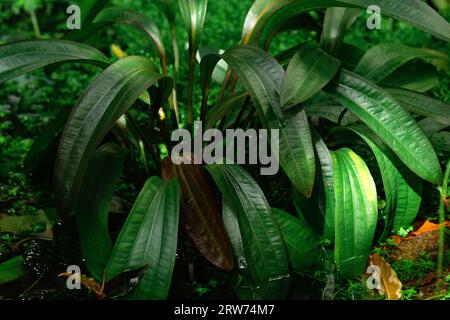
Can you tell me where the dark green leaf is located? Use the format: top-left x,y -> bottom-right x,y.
320,7 -> 359,56
326,69 -> 442,185
55,56 -> 164,216
0,256 -> 24,285
280,42 -> 341,108
272,208 -> 319,272
206,164 -> 290,295
354,43 -> 448,82
0,40 -> 109,83
75,143 -> 127,280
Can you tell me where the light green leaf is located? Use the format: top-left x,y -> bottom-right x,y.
106,177 -> 180,300
332,148 -> 378,279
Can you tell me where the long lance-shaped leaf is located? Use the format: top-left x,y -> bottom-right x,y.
106,176 -> 180,300
55,56 -> 164,216
242,0 -> 450,45
345,126 -> 422,235
312,130 -> 335,241
325,69 -> 442,185
272,208 -> 319,273
221,46 -> 315,196
381,65 -> 440,93
304,103 -> 359,125
332,148 -> 378,279
162,156 -> 234,271
206,92 -> 248,130
222,199 -> 246,268
75,143 -> 127,281
354,43 -> 448,82
385,88 -> 450,126
178,0 -> 208,53
418,117 -> 449,136
78,0 -> 110,25
94,8 -> 167,72
206,164 -> 290,294
320,7 -> 360,57
0,40 -> 109,83
429,131 -> 450,153
280,41 -> 341,108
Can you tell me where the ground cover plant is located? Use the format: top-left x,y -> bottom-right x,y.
0,0 -> 449,300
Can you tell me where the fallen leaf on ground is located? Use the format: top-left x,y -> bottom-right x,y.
367,254 -> 402,300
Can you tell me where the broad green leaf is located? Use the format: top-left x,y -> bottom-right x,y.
75,143 -> 127,280
0,40 -> 109,83
429,131 -> 450,153
198,47 -> 228,84
178,0 -> 208,53
206,164 -> 290,295
280,42 -> 341,108
55,56 -> 164,216
164,156 -> 234,271
346,126 -> 422,235
332,148 -> 378,279
386,88 -> 450,126
354,43 -> 448,82
206,92 -> 248,130
381,65 -> 440,93
418,117 -> 449,135
312,130 -> 335,241
279,107 -> 316,197
94,7 -> 167,72
337,43 -> 364,70
242,0 -> 450,45
326,69 -> 442,185
221,46 -> 315,196
272,208 -> 319,272
106,177 -> 180,300
304,103 -> 359,125
0,256 -> 24,285
222,46 -> 285,127
320,7 -> 359,57
222,199 -> 246,268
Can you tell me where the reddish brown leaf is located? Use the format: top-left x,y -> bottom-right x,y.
161,156 -> 233,271
412,220 -> 443,236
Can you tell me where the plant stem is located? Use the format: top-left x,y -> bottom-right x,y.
437,158 -> 450,279
126,113 -> 160,168
29,7 -> 41,38
170,24 -> 180,126
187,49 -> 195,133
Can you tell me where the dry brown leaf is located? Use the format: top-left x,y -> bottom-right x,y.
412,220 -> 443,236
368,254 -> 402,300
